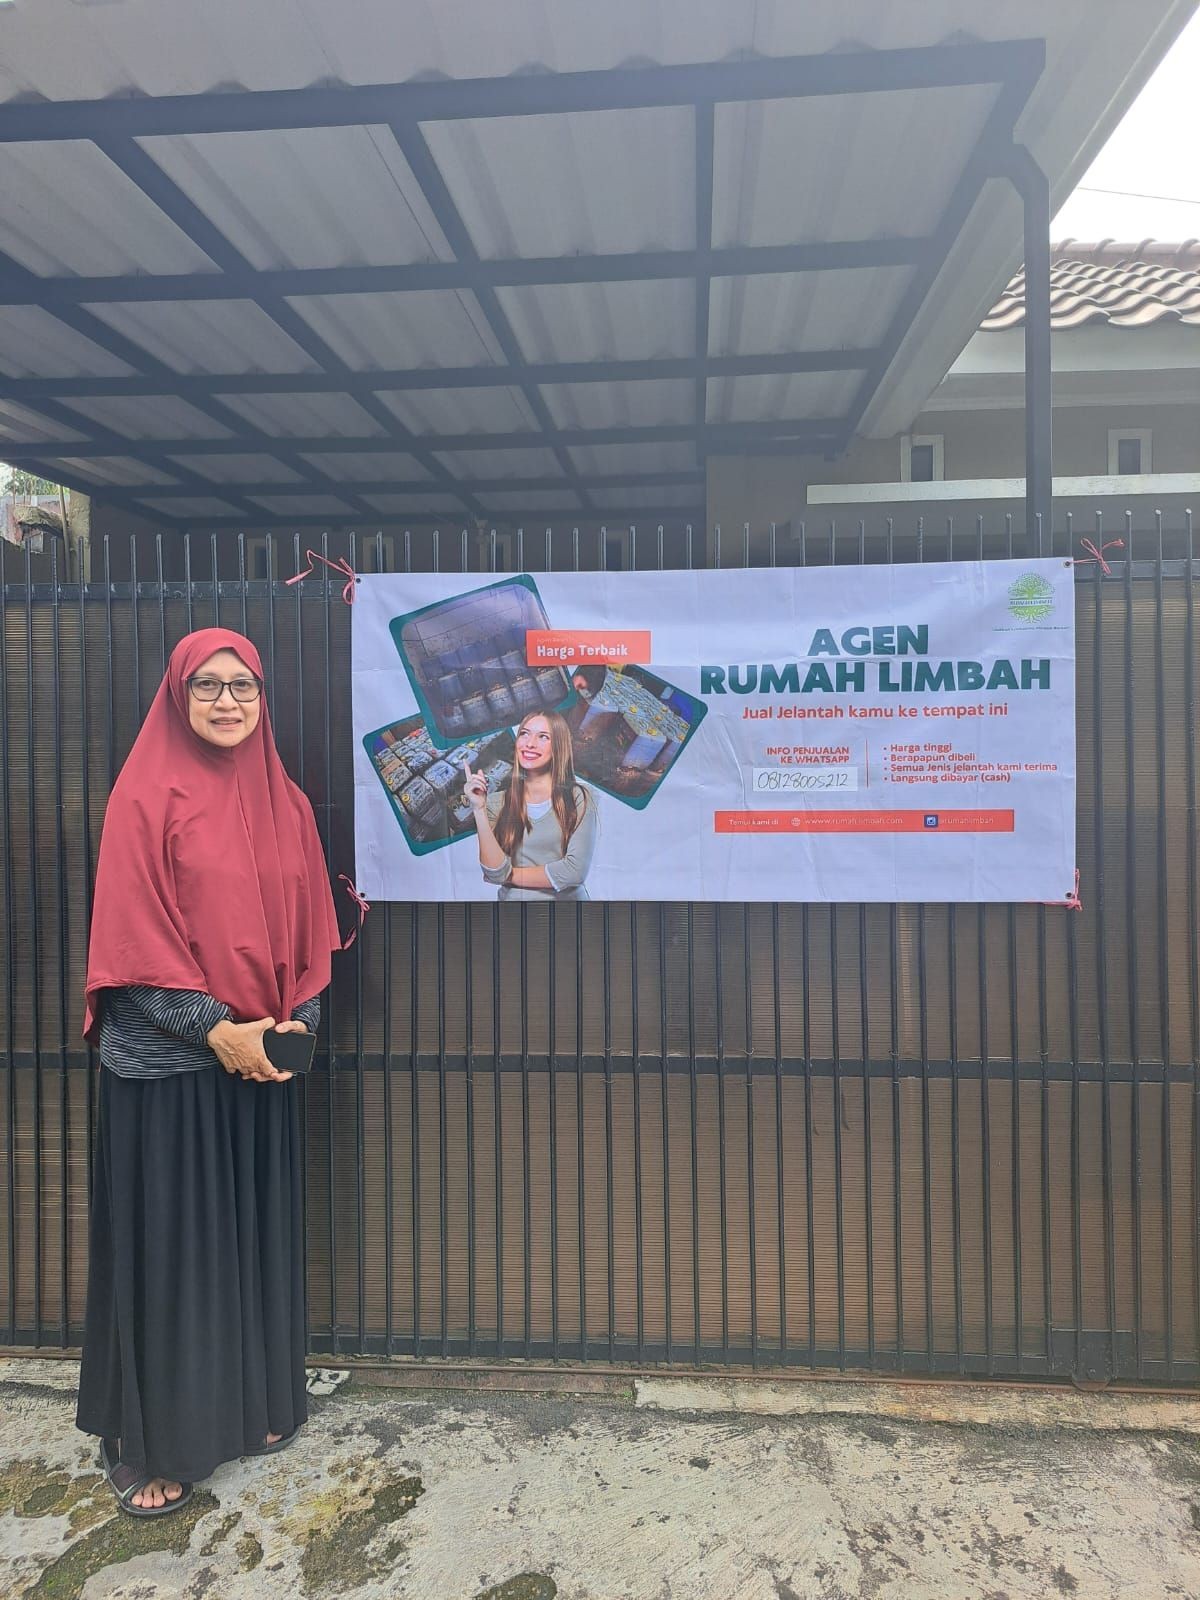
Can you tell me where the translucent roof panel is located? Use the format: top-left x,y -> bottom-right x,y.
711,86 -> 996,249
136,496 -> 244,519
497,280 -> 695,364
376,387 -> 540,436
247,493 -> 359,517
477,489 -> 587,514
0,0 -> 1185,524
212,391 -> 388,438
61,394 -> 234,441
299,452 -> 430,483
0,401 -> 87,447
432,447 -> 567,481
539,379 -> 695,430
708,268 -> 915,357
85,300 -> 322,375
0,140 -> 218,278
48,456 -> 180,488
0,307 -> 135,379
286,290 -> 507,371
706,371 -> 862,425
567,441 -> 698,478
424,107 -> 694,259
138,126 -> 454,270
361,491 -> 466,516
167,453 -> 304,485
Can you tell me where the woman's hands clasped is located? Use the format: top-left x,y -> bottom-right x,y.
206,1016 -> 309,1083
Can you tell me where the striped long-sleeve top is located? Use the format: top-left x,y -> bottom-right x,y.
99,986 -> 322,1080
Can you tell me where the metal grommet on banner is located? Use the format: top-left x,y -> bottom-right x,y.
286,548 -> 358,604
1038,867 -> 1082,911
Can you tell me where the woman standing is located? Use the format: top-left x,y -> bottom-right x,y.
465,709 -> 599,899
77,627 -> 342,1516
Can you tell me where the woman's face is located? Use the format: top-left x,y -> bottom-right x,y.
186,649 -> 262,749
515,715 -> 553,775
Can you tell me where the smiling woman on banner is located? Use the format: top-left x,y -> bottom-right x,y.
75,628 -> 343,1517
465,709 -> 599,899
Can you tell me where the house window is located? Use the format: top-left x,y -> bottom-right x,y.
1109,429 -> 1152,475
901,434 -> 944,483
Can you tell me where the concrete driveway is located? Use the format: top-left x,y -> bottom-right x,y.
1,1358 -> 1199,1599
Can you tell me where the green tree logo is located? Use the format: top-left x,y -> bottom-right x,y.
1008,573 -> 1055,622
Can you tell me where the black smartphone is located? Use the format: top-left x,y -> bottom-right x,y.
262,1028 -> 317,1075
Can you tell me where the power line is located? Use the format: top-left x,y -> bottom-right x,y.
1076,184 -> 1200,207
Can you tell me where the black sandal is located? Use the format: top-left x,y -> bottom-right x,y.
245,1424 -> 302,1457
100,1438 -> 193,1518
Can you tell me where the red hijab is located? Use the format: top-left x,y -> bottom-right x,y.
84,628 -> 341,1042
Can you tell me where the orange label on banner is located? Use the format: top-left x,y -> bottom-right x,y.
526,630 -> 652,667
714,809 -> 1015,834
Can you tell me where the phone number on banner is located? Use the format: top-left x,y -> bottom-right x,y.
750,766 -> 860,795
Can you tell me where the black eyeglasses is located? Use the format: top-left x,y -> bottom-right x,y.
187,674 -> 262,704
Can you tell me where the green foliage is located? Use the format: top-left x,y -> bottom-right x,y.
3,466 -> 62,496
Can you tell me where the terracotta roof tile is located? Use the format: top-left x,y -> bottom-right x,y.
982,239 -> 1200,331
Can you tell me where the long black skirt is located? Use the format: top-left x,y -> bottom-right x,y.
76,1063 -> 307,1483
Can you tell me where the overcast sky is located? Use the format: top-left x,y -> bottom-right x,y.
1052,9 -> 1200,243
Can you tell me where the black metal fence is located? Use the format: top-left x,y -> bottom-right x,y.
2,508 -> 1198,1385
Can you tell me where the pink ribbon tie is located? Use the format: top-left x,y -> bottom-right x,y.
1075,537 -> 1124,576
286,549 -> 358,604
338,874 -> 371,949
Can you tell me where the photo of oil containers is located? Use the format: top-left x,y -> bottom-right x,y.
389,575 -> 572,748
362,714 -> 517,855
564,663 -> 706,809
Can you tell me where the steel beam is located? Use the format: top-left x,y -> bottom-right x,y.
0,42 -> 1046,143
832,59 -> 1043,453
8,417 -> 839,466
0,239 -> 932,309
133,469 -> 704,501
389,120 -> 592,508
0,348 -> 875,404
92,135 -> 484,523
998,145 -> 1053,553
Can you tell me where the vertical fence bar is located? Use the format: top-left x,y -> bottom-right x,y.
1153,516 -> 1173,1379
715,908 -> 729,1359
348,535 -> 366,1357
830,908 -> 845,1368
318,533 -> 340,1354
1092,541 -> 1118,1377
23,540 -> 43,1342
78,530 -> 96,1219
889,904 -> 903,1371
1123,529 -> 1144,1379
1008,900 -> 1022,1373
632,905 -> 646,1362
50,541 -> 68,1345
858,907 -> 874,1368
0,539 -> 14,1344
1186,511 -> 1200,1376
802,904 -> 816,1365
745,903 -> 759,1368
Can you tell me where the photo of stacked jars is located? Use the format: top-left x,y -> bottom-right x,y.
397,581 -> 570,744
568,665 -> 697,800
372,719 -> 515,846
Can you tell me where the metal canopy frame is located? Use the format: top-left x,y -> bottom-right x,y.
0,40 -> 1052,537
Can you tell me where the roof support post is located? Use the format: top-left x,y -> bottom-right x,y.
999,145 -> 1052,555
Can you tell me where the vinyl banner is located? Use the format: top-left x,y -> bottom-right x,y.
352,559 -> 1076,903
